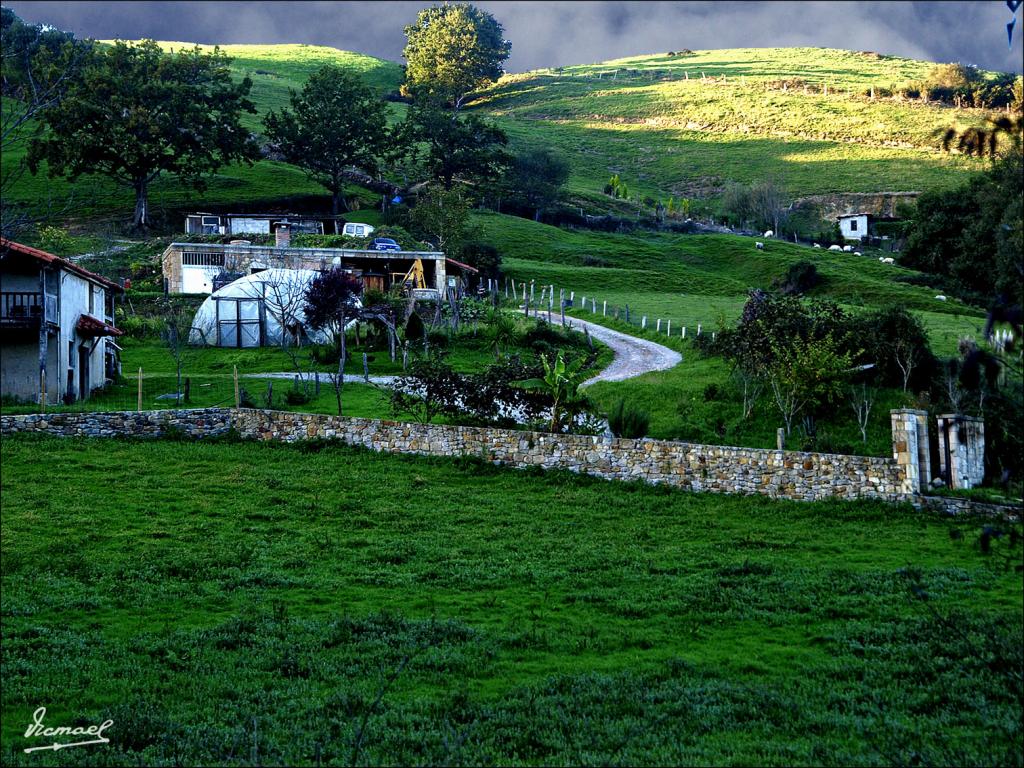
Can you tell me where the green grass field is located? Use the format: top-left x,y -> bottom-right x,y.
1,44 -> 1002,223
1,435 -> 1020,765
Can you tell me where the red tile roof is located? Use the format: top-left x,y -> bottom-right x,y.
0,238 -> 123,292
76,313 -> 124,338
445,257 -> 479,273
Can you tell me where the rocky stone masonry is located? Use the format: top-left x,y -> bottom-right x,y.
0,408 -> 233,439
12,408 -> 1014,510
229,409 -> 911,502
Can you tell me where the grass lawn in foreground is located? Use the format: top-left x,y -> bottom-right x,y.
1,435 -> 1021,765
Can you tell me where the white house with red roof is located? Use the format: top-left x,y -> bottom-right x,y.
1,239 -> 123,404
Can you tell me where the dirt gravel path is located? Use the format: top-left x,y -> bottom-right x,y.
240,317 -> 681,390
565,316 -> 682,388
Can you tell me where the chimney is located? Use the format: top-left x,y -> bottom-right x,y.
275,223 -> 291,248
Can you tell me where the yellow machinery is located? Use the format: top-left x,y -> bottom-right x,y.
390,259 -> 427,292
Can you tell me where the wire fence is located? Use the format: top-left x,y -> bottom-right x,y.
497,276 -> 717,344
0,364 -> 399,418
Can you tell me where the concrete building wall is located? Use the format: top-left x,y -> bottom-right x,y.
839,214 -> 869,241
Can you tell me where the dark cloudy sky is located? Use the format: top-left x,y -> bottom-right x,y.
5,1 -> 1022,74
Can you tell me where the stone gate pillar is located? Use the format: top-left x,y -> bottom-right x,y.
936,414 -> 985,489
891,409 -> 930,495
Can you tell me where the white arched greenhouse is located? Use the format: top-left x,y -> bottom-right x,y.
189,269 -> 359,348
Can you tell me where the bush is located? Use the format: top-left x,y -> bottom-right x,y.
776,261 -> 822,295
607,399 -> 650,439
238,388 -> 257,409
284,388 -> 311,406
461,242 -> 501,276
703,383 -> 722,402
581,255 -> 609,267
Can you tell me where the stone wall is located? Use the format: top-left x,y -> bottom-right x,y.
230,409 -> 910,502
0,408 -> 233,439
917,494 -> 1021,521
2,407 -> 918,503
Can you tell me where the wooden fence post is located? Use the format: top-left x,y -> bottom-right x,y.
656,319 -> 661,332
137,367 -> 143,412
667,319 -> 671,335
233,365 -> 240,408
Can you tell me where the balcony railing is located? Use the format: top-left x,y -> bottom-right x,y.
0,292 -> 57,328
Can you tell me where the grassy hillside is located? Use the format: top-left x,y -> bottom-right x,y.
3,44 -> 1001,223
143,42 -> 404,132
472,48 -> 1003,207
0,44 -> 404,223
2,435 -> 1020,764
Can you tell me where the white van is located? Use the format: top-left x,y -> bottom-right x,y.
342,222 -> 375,238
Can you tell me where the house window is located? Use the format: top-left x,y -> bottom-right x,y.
850,219 -> 858,232
181,251 -> 226,267
202,216 -> 220,234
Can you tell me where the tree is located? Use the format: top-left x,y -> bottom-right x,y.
1,9 -> 90,239
303,268 -> 362,415
157,298 -> 195,407
508,148 -> 570,221
401,97 -> 511,189
27,40 -> 259,228
401,3 -> 510,111
388,354 -> 463,424
847,382 -> 877,444
850,306 -> 936,392
264,65 -> 392,215
406,184 -> 474,256
767,334 -> 852,435
303,268 -> 362,354
901,148 -> 1023,306
514,349 -> 591,433
722,180 -> 787,232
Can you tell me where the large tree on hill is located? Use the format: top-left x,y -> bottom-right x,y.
264,65 -> 393,215
401,3 -> 510,111
1,8 -> 90,239
27,40 -> 259,228
508,148 -> 570,221
401,95 -> 511,189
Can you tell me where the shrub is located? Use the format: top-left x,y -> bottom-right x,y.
703,383 -> 722,402
581,255 -> 608,267
238,388 -> 257,409
461,242 -> 502,276
284,388 -> 311,406
776,261 -> 822,295
607,399 -> 650,439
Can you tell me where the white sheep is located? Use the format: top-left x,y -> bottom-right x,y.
934,295 -> 947,301
842,245 -> 854,252
813,243 -> 821,248
881,257 -> 895,264
763,230 -> 774,238
878,256 -> 886,261
755,241 -> 764,250
829,244 -> 842,251
853,251 -> 862,256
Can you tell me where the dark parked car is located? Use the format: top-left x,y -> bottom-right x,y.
371,237 -> 401,252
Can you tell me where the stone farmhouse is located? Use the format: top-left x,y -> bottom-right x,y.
0,239 -> 123,405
